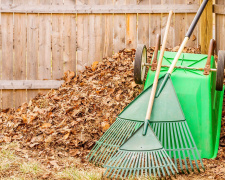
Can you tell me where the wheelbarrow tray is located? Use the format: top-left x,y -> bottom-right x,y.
144,51 -> 224,159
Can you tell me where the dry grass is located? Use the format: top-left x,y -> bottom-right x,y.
0,143 -> 104,180
0,143 -> 223,180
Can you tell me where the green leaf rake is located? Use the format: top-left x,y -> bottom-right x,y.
88,0 -> 209,174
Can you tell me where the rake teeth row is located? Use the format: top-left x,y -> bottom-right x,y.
151,121 -> 205,173
87,118 -> 143,165
104,149 -> 178,179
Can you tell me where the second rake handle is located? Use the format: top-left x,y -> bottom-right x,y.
145,10 -> 173,121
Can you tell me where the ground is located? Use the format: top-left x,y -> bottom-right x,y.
0,47 -> 224,179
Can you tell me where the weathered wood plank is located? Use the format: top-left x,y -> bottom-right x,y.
52,14 -> 64,79
200,0 -> 212,54
39,14 -> 52,80
93,1 -> 103,62
113,0 -> 126,53
126,0 -> 137,49
161,0 -> 174,48
213,4 -> 225,15
1,13 -> 14,109
14,13 -> 27,108
63,14 -> 76,72
102,0 -> 113,58
149,0 -> 161,46
137,0 -> 150,46
174,0 -> 186,46
185,0 -> 198,48
77,0 -> 89,71
215,0 -> 224,53
38,1 -> 53,96
0,80 -> 64,89
27,1 -> 39,102
0,4 -> 200,13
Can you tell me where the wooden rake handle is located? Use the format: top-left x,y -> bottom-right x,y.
143,10 -> 173,135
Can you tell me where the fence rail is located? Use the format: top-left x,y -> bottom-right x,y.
0,0 -> 221,109
0,4 -> 200,13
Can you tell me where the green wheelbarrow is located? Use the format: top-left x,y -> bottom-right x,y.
134,39 -> 225,159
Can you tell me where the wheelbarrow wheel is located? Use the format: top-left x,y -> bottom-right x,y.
134,44 -> 147,84
216,50 -> 225,91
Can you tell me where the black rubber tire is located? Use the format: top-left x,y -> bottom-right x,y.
216,50 -> 225,91
134,44 -> 147,84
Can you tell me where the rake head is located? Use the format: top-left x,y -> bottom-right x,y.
104,124 -> 178,179
104,149 -> 177,179
87,117 -> 142,165
88,77 -> 205,173
151,121 -> 205,173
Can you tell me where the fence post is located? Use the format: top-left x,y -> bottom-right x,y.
200,0 -> 213,54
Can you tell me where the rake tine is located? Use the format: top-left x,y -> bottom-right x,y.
183,121 -> 204,172
158,150 -> 170,176
100,121 -> 136,163
148,152 -> 152,177
103,151 -> 118,177
156,151 -> 166,177
141,152 -> 144,177
106,151 -> 123,177
153,151 -> 161,178
151,151 -> 156,177
164,123 -> 167,153
145,151 -> 148,177
162,150 -> 177,175
90,118 -> 123,162
133,152 -> 140,177
170,123 -> 177,168
123,152 -> 134,178
167,123 -> 172,158
120,152 -> 132,178
94,119 -> 125,162
111,151 -> 127,178
173,122 -> 184,173
125,152 -> 134,178
179,122 -> 194,172
161,123 -> 164,146
128,152 -> 137,178
116,151 -> 130,178
175,122 -> 189,173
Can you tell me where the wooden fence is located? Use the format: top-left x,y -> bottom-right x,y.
0,0 -> 221,109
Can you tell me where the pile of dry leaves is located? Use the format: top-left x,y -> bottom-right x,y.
0,45 -> 224,179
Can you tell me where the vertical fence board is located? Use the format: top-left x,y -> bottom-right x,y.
200,0 -> 212,54
52,14 -> 64,79
52,0 -> 64,79
102,0 -> 113,58
137,0 -> 150,46
113,0 -> 126,53
174,0 -> 186,46
39,13 -> 52,96
27,13 -> 39,102
149,0 -> 161,46
1,13 -> 14,109
126,0 -> 137,49
77,0 -> 89,71
186,0 -> 198,48
39,0 -> 52,95
161,0 -> 174,48
215,0 -> 225,52
0,0 -> 1,108
64,14 -> 76,72
14,13 -> 27,108
39,14 -> 52,80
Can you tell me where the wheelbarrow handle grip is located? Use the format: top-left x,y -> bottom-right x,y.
185,0 -> 209,38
